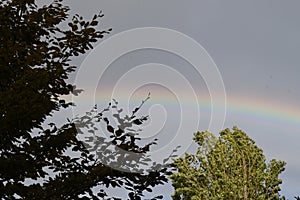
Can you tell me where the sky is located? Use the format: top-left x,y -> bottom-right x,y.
53,0 -> 300,198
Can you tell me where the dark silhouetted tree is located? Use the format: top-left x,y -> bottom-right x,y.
170,127 -> 286,200
0,0 -> 172,199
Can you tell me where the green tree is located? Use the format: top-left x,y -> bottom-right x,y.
0,0 -> 171,199
170,127 -> 286,200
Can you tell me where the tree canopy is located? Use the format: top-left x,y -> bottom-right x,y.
170,127 -> 286,200
0,0 -> 171,199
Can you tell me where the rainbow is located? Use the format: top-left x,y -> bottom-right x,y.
226,96 -> 300,130
71,85 -> 300,134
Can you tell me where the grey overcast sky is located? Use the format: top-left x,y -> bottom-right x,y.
55,0 -> 300,198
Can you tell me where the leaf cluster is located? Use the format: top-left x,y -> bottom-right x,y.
170,127 -> 286,200
0,1 -> 171,199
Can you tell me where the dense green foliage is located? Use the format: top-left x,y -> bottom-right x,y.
170,127 -> 286,200
0,0 -> 170,199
